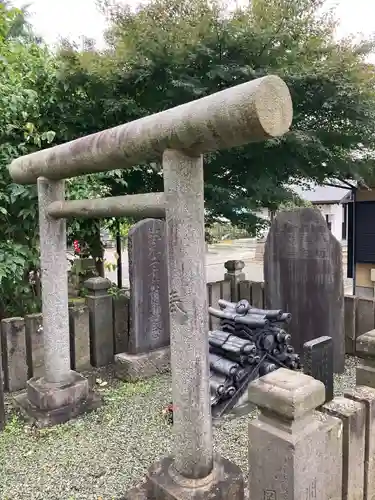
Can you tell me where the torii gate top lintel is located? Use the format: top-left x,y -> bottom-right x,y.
8,75 -> 293,185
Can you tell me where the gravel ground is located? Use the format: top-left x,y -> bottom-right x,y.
0,356 -> 358,500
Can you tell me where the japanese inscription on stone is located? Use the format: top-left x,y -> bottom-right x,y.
303,336 -> 333,403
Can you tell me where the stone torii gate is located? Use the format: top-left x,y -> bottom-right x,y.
9,75 -> 293,499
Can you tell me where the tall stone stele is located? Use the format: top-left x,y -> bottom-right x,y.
115,218 -> 170,381
264,207 -> 345,372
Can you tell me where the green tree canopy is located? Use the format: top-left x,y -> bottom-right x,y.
58,0 -> 375,230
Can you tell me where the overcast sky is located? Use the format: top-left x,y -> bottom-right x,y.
12,0 -> 375,50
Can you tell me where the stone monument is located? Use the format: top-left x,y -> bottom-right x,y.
115,218 -> 170,381
264,208 -> 345,373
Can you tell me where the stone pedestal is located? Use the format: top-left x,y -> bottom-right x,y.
224,260 -> 245,302
14,370 -> 101,428
125,455 -> 244,500
115,347 -> 170,382
248,368 -> 342,500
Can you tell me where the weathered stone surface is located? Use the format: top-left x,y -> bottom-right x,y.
357,359 -> 375,389
248,368 -> 325,420
125,455 -> 244,499
115,347 -> 170,382
345,386 -> 375,500
0,339 -> 5,430
357,298 -> 375,338
344,295 -> 357,355
322,396 -> 366,500
47,192 -> 166,219
27,370 -> 88,410
315,411 -> 343,500
264,208 -> 345,373
14,387 -> 101,428
356,331 -> 375,388
113,292 -> 130,355
9,75 -> 293,184
1,317 -> 28,392
68,304 -> 91,370
38,178 -> 71,383
128,218 -> 169,354
357,330 -> 375,357
248,369 -> 339,500
25,313 -> 44,379
163,150 -> 213,479
224,260 -> 245,302
207,282 -> 222,330
303,336 -> 334,403
251,281 -> 264,309
85,277 -> 114,367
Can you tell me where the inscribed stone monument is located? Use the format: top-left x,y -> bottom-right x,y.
128,218 -> 169,353
304,336 -> 334,403
264,208 -> 344,373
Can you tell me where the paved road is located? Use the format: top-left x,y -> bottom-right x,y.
104,241 -> 263,287
104,238 -> 353,294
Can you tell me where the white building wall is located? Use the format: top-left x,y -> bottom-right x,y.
255,203 -> 346,242
315,203 -> 344,242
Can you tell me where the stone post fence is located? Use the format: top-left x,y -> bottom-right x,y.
247,329 -> 375,500
2,263 -> 375,414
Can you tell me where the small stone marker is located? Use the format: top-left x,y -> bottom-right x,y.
248,368 -> 342,500
264,208 -> 345,373
303,336 -> 334,403
128,218 -> 169,354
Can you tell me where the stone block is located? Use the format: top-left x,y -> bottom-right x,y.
357,359 -> 375,389
315,411 -> 343,500
357,330 -> 375,358
124,455 -> 244,499
85,277 -> 114,367
356,298 -> 375,338
27,371 -> 88,410
248,368 -> 325,420
115,347 -> 170,382
13,370 -> 101,428
25,313 -> 44,379
344,295 -> 356,355
322,396 -> 366,500
303,336 -> 334,403
1,317 -> 28,392
113,292 -> 130,354
345,386 -> 375,500
14,388 -> 101,429
248,369 -> 338,500
68,304 -> 91,370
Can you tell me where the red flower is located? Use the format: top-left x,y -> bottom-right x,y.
73,240 -> 81,254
